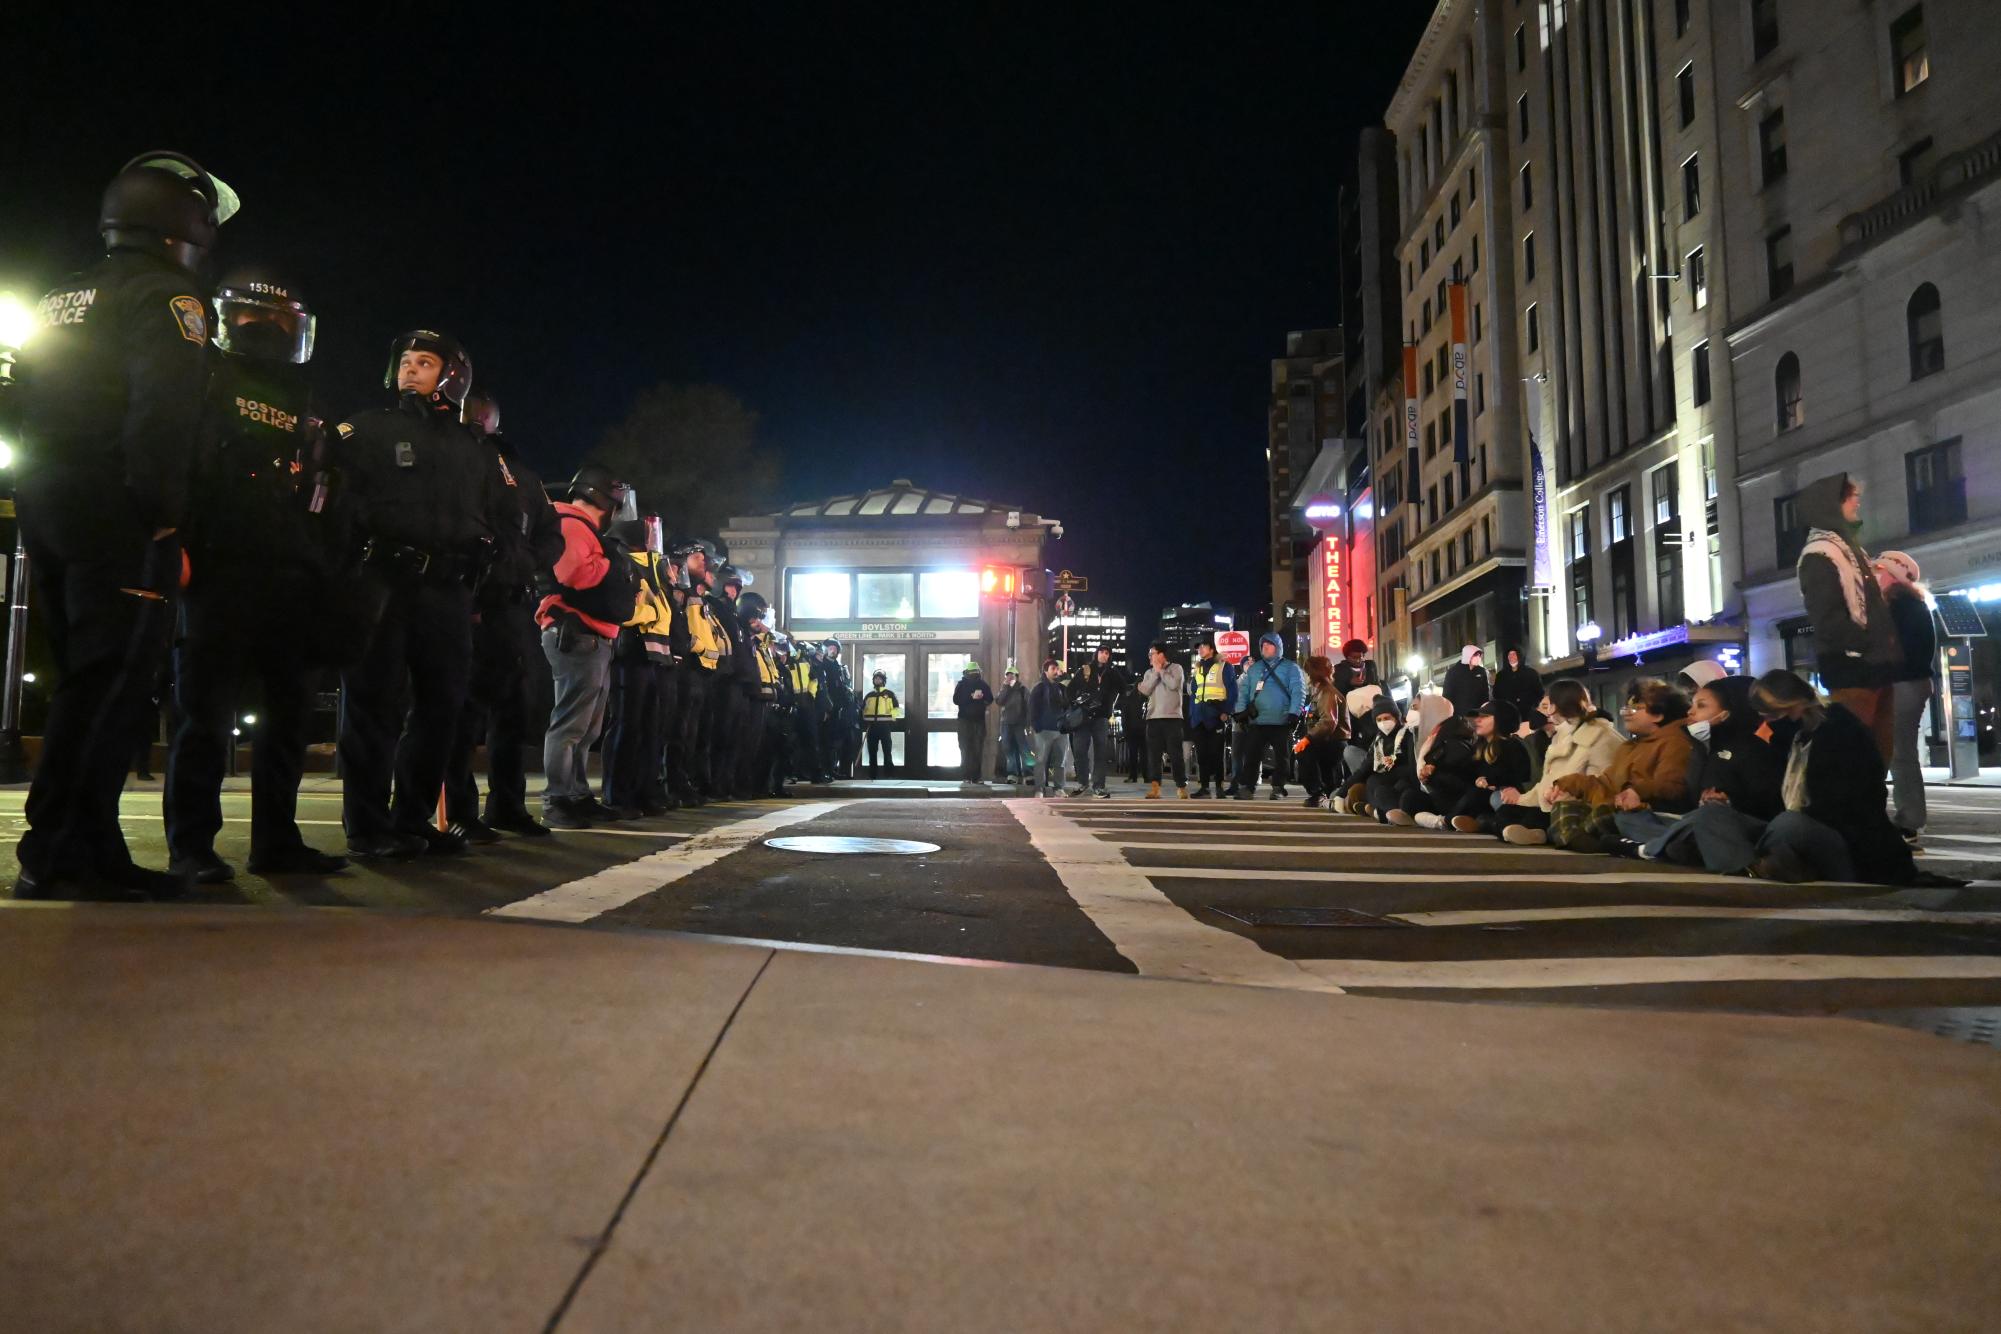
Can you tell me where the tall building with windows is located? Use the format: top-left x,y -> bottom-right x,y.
1716,0 -> 2001,726
1266,330 -> 1344,652
1384,0 -> 1528,684
1499,0 -> 1747,692
1047,607 -> 1130,672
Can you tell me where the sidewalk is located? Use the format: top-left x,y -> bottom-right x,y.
3,904 -> 1996,1331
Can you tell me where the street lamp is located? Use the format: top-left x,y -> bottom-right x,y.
1404,653 -> 1426,676
1575,621 -> 1603,671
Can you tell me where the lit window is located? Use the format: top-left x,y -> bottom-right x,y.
918,570 -> 980,619
1891,5 -> 1928,95
856,572 -> 915,620
789,571 -> 852,621
1688,246 -> 1707,310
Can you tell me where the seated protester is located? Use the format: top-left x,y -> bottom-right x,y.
1489,678 -> 1623,842
1390,705 -> 1476,827
1672,670 -> 1932,885
1447,700 -> 1530,831
1539,678 -> 1695,853
1613,675 -> 1784,860
1357,697 -> 1413,820
1367,694 -> 1449,823
1334,684 -> 1385,810
1518,691 -> 1557,790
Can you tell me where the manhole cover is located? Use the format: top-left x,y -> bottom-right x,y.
765,836 -> 941,855
1209,906 -> 1410,929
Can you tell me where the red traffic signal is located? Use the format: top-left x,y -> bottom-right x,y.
980,565 -> 1019,600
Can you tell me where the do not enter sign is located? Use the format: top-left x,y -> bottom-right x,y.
1216,630 -> 1251,665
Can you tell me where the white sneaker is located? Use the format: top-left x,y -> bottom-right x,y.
1385,810 -> 1416,826
1329,797 -> 1349,814
1413,812 -> 1446,830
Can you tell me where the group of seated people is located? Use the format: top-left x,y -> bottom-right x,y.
1322,666 -> 1947,887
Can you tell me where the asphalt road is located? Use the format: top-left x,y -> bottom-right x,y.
5,775 -> 2001,1029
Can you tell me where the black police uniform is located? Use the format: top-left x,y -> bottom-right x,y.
705,588 -> 746,798
662,569 -> 704,803
12,248 -> 208,891
443,434 -> 561,833
164,352 -> 345,870
334,393 -> 519,851
600,533 -> 672,814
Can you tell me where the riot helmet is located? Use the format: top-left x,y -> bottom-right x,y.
383,329 -> 472,409
567,463 -> 638,524
212,265 -> 315,364
99,151 -> 239,272
737,592 -> 770,624
461,390 -> 500,438
717,564 -> 751,592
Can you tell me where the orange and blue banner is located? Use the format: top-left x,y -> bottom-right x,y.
1448,281 -> 1470,467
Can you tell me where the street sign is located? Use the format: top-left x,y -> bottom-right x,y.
1055,593 -> 1076,617
1053,569 -> 1089,593
1216,630 -> 1251,665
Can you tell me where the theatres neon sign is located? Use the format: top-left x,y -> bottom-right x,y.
1322,539 -> 1343,651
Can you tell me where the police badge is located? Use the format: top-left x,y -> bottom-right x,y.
170,294 -> 207,345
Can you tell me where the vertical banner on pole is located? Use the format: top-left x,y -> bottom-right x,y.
1448,282 -> 1470,467
1402,343 -> 1420,497
1525,381 -> 1554,588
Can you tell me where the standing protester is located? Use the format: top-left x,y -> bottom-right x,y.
1232,632 -> 1305,800
994,665 -> 1029,783
1138,642 -> 1189,799
1794,472 -> 1899,762
1064,658 -> 1103,797
1076,645 -> 1125,797
445,391 -> 564,840
1492,648 -> 1544,724
1030,659 -> 1071,797
11,153 -> 235,900
535,464 -> 638,829
862,671 -> 901,779
1332,638 -> 1380,698
1187,638 -> 1237,799
335,330 -> 522,858
1442,645 -> 1491,718
1296,655 -> 1344,808
600,518 -> 676,816
952,661 -> 995,784
165,264 -> 348,882
1118,676 -> 1148,783
1874,551 -> 1936,843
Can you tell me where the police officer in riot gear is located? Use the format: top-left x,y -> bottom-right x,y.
333,330 -> 521,858
10,151 -> 237,901
164,264 -> 349,882
666,538 -> 722,804
442,390 -> 563,841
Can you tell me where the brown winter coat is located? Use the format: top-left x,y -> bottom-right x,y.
1552,718 -> 1696,811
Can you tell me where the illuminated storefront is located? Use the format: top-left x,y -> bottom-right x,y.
721,480 -> 1059,777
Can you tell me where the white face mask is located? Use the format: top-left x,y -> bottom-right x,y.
1687,719 -> 1712,742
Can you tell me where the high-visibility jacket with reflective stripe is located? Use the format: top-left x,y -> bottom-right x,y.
789,662 -> 818,696
685,594 -> 724,669
863,688 -> 900,720
1192,659 -> 1229,702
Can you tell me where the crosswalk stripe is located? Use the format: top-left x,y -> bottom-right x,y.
1003,799 -> 1341,993
1394,906 -> 2001,927
1076,825 -> 1422,838
216,818 -> 687,840
1149,866 -> 1783,886
487,801 -> 852,923
1109,841 -> 1567,856
1292,954 -> 2001,989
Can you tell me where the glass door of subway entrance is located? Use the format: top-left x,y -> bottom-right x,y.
919,650 -> 974,779
858,649 -> 911,779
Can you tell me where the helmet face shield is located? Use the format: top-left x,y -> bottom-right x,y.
214,291 -> 315,364
610,484 -> 639,526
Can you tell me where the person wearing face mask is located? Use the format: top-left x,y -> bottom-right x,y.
1488,678 -> 1623,841
1610,674 -> 1785,862
332,331 -> 526,858
10,152 -> 237,902
1540,679 -> 1696,853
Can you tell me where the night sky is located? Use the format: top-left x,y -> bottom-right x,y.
5,8 -> 1429,634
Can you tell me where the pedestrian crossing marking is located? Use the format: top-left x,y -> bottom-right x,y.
1292,954 -> 2001,990
1395,906 -> 2001,927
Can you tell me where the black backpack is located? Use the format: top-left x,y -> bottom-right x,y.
551,513 -> 640,625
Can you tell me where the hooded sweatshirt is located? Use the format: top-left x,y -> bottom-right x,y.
1689,676 -> 1787,820
1237,634 -> 1307,725
1795,472 -> 1899,689
1403,694 -> 1456,775
1442,646 -> 1491,717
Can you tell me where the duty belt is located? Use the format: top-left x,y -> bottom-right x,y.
361,539 -> 477,584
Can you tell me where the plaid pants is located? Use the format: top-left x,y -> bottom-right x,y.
1548,799 -> 1620,852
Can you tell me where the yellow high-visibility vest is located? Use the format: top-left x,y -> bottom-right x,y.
755,634 -> 780,686
685,597 -> 723,669
1193,659 -> 1229,703
789,662 -> 818,696
863,689 -> 900,720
